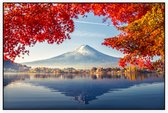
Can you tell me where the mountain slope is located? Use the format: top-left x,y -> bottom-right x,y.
22,45 -> 120,69
4,60 -> 31,72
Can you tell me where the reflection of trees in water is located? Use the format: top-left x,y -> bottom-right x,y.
4,73 -> 164,87
124,72 -> 163,81
91,74 -> 122,80
27,73 -> 164,81
33,73 -> 88,79
33,74 -> 62,79
90,73 -> 164,81
3,74 -> 30,87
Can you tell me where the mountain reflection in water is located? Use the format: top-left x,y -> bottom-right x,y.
4,73 -> 164,106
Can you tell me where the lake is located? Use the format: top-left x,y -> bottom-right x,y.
3,73 -> 165,110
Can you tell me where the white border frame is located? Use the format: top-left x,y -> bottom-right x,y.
0,0 -> 167,113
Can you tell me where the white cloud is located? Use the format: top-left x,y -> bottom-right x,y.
71,30 -> 106,38
74,20 -> 112,26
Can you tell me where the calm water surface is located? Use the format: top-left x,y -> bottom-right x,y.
4,73 -> 164,109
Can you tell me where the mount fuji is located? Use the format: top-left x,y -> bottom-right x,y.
22,45 -> 120,69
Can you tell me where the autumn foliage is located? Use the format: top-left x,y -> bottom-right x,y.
4,3 -> 165,70
103,4 -> 164,70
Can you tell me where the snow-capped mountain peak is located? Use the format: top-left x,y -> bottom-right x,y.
23,45 -> 120,69
74,45 -> 97,55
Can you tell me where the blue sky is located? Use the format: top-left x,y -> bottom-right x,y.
15,12 -> 125,63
